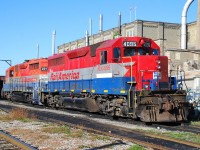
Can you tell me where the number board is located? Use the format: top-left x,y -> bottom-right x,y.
122,41 -> 137,47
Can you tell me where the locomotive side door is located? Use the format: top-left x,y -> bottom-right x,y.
97,50 -> 110,93
32,76 -> 39,104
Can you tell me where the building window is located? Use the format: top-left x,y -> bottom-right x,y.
194,54 -> 199,61
126,30 -> 134,37
175,52 -> 180,60
126,31 -> 130,37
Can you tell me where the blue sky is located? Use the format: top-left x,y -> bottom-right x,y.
0,0 -> 198,75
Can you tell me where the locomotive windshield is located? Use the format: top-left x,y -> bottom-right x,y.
113,47 -> 121,62
138,49 -> 149,55
152,49 -> 159,55
124,48 -> 155,57
124,48 -> 135,56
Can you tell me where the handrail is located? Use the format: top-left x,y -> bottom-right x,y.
122,56 -> 133,107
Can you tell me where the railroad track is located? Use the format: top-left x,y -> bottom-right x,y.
151,123 -> 200,134
3,101 -> 200,135
33,109 -> 200,150
0,100 -> 200,150
0,130 -> 37,150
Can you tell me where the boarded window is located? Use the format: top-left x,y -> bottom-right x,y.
49,57 -> 64,66
29,63 -> 39,70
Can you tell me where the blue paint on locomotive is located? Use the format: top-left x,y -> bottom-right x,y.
150,79 -> 158,90
48,77 -> 135,95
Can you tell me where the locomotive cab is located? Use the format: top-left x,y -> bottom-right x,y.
95,37 -> 189,122
109,37 -> 168,92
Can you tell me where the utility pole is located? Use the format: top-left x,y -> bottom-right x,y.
130,5 -> 132,22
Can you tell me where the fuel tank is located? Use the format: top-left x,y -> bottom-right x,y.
63,97 -> 100,112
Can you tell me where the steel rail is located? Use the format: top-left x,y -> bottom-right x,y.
0,130 -> 38,150
39,112 -> 200,150
45,117 -> 171,150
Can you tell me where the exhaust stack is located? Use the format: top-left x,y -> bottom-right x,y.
99,14 -> 103,33
89,18 -> 92,36
37,43 -> 39,58
118,12 -> 121,36
181,0 -> 194,49
52,30 -> 56,55
85,30 -> 89,46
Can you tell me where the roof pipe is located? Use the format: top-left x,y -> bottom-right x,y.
37,43 -> 39,58
181,0 -> 194,49
85,30 -> 89,46
118,12 -> 122,36
99,14 -> 103,33
89,18 -> 92,36
52,30 -> 56,55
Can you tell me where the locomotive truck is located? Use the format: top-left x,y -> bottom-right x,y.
2,36 -> 191,122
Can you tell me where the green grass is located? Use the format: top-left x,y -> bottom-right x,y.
127,145 -> 145,150
191,121 -> 200,126
42,125 -> 71,134
139,129 -> 200,144
19,118 -> 32,122
163,131 -> 200,144
89,133 -> 111,141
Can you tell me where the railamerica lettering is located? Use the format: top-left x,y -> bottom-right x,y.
50,71 -> 80,81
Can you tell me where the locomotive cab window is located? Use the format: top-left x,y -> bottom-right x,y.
9,70 -> 14,77
124,48 -> 135,57
138,49 -> 149,55
153,49 -> 159,55
113,47 -> 120,62
100,51 -> 107,64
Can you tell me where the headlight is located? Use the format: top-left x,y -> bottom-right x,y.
157,60 -> 161,64
144,85 -> 148,89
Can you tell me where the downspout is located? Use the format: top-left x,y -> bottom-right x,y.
181,0 -> 194,49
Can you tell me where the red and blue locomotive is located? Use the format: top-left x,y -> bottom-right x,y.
2,37 -> 190,122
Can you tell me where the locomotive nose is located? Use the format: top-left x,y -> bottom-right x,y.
136,56 -> 168,91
